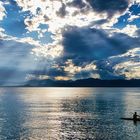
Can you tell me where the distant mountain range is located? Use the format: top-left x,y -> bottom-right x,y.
24,78 -> 140,87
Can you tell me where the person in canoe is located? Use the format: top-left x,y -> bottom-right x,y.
133,112 -> 140,120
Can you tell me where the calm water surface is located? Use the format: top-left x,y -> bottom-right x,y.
0,88 -> 140,140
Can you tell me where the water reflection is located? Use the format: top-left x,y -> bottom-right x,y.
0,88 -> 29,139
0,88 -> 139,139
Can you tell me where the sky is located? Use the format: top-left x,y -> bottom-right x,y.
0,0 -> 140,85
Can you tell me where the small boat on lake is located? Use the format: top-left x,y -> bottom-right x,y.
121,112 -> 140,122
120,118 -> 140,121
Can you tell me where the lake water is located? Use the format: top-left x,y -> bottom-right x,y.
0,88 -> 140,140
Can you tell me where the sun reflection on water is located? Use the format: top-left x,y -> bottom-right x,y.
16,88 -> 95,139
0,88 -> 140,139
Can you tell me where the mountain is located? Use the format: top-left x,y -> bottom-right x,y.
24,78 -> 140,87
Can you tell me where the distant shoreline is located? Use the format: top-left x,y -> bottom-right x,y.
1,78 -> 140,87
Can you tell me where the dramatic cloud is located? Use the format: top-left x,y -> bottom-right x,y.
28,59 -> 99,81
0,0 -> 140,85
62,26 -> 139,61
108,48 -> 140,79
86,0 -> 130,16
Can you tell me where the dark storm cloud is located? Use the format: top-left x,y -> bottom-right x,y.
59,25 -> 140,79
62,26 -> 139,63
86,0 -> 129,16
30,68 -> 67,77
67,0 -> 87,9
48,69 -> 67,77
95,60 -> 124,79
56,0 -> 130,18
65,0 -> 129,15
75,71 -> 90,78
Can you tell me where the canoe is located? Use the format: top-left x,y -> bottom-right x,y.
120,118 -> 140,121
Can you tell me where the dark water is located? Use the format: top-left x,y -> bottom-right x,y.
0,88 -> 140,140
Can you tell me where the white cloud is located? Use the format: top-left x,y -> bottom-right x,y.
62,59 -> 99,80
32,42 -> 63,59
110,48 -> 140,79
128,15 -> 140,22
0,28 -> 6,38
0,1 -> 6,20
111,25 -> 138,37
114,61 -> 140,79
64,59 -> 82,75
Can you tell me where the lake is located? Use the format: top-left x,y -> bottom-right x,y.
0,88 -> 140,140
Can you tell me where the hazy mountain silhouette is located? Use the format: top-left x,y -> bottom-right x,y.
24,78 -> 140,87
